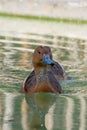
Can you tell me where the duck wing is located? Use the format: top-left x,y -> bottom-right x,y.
21,70 -> 36,93
51,61 -> 66,79
47,71 -> 62,93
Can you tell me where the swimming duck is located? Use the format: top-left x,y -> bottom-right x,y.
21,46 -> 66,93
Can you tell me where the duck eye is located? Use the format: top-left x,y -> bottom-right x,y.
38,51 -> 41,54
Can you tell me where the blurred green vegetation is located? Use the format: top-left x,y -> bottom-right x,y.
0,12 -> 87,24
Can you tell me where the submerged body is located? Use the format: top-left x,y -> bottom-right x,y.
21,46 -> 66,93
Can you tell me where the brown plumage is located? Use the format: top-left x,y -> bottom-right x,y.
21,46 -> 66,94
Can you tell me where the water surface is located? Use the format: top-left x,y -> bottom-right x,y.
0,29 -> 87,130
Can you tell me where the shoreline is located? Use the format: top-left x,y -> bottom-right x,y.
0,0 -> 87,20
0,1 -> 87,40
0,12 -> 87,24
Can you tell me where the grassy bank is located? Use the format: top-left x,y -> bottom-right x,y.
0,12 -> 87,24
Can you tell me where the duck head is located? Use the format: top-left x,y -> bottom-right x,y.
32,46 -> 54,68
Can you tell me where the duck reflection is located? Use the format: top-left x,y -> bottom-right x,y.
22,93 -> 57,130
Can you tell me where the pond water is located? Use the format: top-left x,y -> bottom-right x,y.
0,23 -> 87,130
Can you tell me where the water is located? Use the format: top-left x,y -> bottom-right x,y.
0,22 -> 87,130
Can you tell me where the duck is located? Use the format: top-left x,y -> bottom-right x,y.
21,46 -> 66,94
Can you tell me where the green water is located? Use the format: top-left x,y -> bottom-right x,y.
0,29 -> 87,130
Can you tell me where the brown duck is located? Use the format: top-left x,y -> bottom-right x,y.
21,46 -> 66,93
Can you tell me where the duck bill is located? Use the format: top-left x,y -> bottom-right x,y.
42,54 -> 54,65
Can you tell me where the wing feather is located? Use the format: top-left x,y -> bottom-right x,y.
51,61 -> 66,79
47,71 -> 62,93
21,70 -> 36,93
